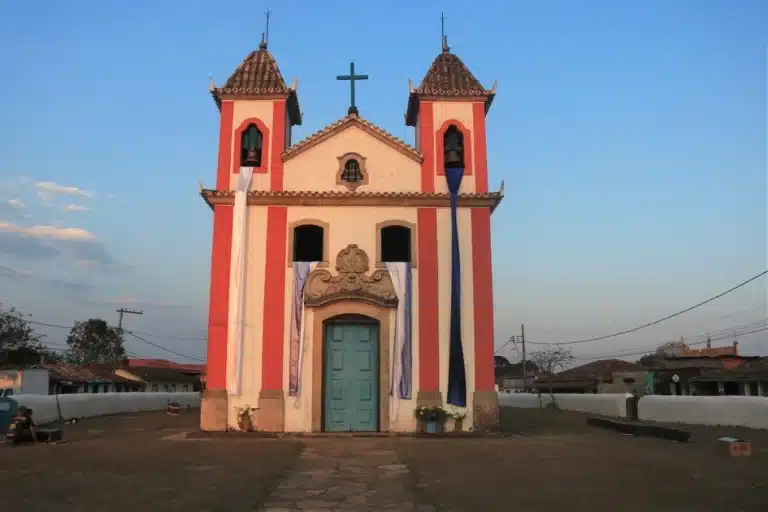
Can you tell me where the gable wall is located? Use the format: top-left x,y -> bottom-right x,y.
282,127 -> 422,193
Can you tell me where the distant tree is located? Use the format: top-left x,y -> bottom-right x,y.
65,319 -> 126,365
0,302 -> 60,365
495,355 -> 511,367
0,302 -> 40,349
529,346 -> 573,410
636,353 -> 662,368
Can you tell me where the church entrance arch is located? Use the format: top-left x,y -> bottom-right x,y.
306,245 -> 397,432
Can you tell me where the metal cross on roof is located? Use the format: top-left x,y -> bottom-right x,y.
336,62 -> 369,116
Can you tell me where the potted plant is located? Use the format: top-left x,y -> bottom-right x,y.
235,405 -> 258,432
443,404 -> 467,432
414,405 -> 448,434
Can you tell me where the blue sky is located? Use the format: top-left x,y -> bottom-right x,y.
0,0 -> 765,364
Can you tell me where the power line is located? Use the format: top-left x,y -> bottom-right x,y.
24,319 -> 207,341
572,323 -> 768,361
17,319 -> 204,362
526,270 -> 767,346
124,331 -> 205,362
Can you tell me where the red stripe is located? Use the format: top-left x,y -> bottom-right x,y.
215,101 -> 234,190
205,205 -> 233,389
261,206 -> 288,390
270,100 -> 287,191
419,102 -> 435,193
472,103 -> 488,193
417,207 -> 440,391
471,207 -> 495,390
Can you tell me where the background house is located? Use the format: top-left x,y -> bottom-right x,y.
495,361 -> 540,392
125,359 -> 205,391
534,359 -> 647,394
116,367 -> 200,392
43,364 -> 143,394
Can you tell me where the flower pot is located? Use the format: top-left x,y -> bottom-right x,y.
453,418 -> 464,432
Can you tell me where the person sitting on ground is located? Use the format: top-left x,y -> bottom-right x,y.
7,406 -> 37,445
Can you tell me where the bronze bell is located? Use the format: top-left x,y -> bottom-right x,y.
445,149 -> 462,166
245,148 -> 261,165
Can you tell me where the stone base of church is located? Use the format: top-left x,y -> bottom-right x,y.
472,390 -> 500,431
200,389 -> 229,431
257,389 -> 285,432
416,390 -> 443,407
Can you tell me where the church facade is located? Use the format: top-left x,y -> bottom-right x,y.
200,37 -> 503,432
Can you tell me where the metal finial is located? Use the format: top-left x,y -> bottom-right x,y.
441,13 -> 449,52
264,9 -> 272,48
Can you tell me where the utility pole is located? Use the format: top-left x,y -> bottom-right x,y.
520,324 -> 527,392
116,308 -> 143,330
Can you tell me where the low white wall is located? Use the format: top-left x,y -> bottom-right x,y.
638,395 -> 768,429
12,392 -> 200,425
498,392 -> 632,418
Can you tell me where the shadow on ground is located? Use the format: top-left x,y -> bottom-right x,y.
396,408 -> 768,512
1,409 -> 766,512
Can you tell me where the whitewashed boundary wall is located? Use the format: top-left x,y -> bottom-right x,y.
638,395 -> 768,430
497,392 -> 632,418
11,392 -> 200,425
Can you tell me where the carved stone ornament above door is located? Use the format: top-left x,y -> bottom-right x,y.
304,244 -> 398,308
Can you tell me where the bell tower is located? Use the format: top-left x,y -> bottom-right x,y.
201,37 -> 301,431
405,36 -> 500,429
209,38 -> 302,193
405,37 -> 496,195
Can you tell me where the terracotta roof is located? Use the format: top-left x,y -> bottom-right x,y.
42,364 -> 135,384
211,42 -> 301,125
543,359 -> 645,383
126,358 -> 205,374
416,50 -> 490,97
218,42 -> 290,95
120,367 -> 200,384
282,113 -> 422,163
406,49 -> 495,126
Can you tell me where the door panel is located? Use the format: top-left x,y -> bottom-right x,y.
323,322 -> 379,432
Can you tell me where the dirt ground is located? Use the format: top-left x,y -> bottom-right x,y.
0,408 -> 765,512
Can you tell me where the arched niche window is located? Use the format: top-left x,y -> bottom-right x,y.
291,223 -> 327,264
336,152 -> 369,191
240,124 -> 263,167
342,159 -> 363,183
443,125 -> 465,169
377,222 -> 417,267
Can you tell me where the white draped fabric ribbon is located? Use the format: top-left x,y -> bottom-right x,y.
226,168 -> 253,396
289,262 -> 318,397
385,262 -> 413,421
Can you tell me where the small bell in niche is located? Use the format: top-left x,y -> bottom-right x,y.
245,147 -> 261,166
443,126 -> 464,168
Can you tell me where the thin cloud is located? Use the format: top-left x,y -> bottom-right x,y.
0,221 -> 116,267
35,181 -> 94,199
5,199 -> 25,209
89,296 -> 190,310
63,204 -> 90,213
0,263 -> 94,295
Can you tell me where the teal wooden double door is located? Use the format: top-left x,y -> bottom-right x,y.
323,322 -> 379,432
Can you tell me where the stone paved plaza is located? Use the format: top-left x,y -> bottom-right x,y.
259,439 -> 435,511
1,410 -> 767,512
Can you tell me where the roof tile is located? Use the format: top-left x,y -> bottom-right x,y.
416,50 -> 489,96
216,43 -> 290,96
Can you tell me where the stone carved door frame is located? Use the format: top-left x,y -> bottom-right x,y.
304,245 -> 397,433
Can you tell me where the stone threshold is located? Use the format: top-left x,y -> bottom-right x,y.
187,430 -> 510,440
